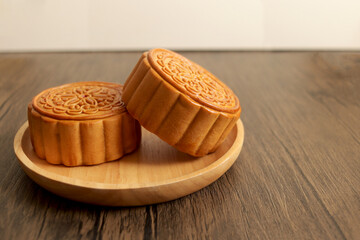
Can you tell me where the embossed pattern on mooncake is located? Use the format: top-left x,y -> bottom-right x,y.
33,82 -> 126,120
148,49 -> 240,113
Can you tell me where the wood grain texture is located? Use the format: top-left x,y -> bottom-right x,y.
0,51 -> 360,239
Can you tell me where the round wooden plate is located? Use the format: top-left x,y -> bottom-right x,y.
14,120 -> 244,206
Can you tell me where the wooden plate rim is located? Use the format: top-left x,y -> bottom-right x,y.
14,119 -> 244,190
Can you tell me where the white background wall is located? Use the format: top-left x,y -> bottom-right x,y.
0,0 -> 360,52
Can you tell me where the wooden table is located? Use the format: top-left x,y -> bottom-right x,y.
1,51 -> 359,239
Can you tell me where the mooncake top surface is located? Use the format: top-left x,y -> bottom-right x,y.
32,82 -> 126,120
148,48 -> 240,114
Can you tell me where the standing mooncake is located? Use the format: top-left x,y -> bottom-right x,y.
122,49 -> 241,157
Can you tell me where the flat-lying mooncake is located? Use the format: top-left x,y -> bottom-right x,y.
122,48 -> 241,157
28,82 -> 141,166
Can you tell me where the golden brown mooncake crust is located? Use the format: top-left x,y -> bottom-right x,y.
28,82 -> 141,166
32,81 -> 126,120
122,49 -> 241,157
147,48 -> 240,114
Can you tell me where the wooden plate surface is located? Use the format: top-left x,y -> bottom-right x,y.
14,120 -> 244,206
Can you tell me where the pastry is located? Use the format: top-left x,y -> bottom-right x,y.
28,82 -> 141,166
122,48 -> 241,157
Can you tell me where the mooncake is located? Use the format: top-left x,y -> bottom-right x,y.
28,82 -> 141,166
122,48 -> 241,157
